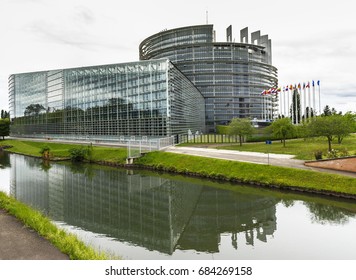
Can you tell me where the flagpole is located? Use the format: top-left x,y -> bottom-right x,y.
263,95 -> 266,121
308,81 -> 311,120
282,88 -> 285,117
294,86 -> 298,124
279,89 -> 282,118
297,86 -> 300,123
303,83 -> 306,122
286,86 -> 289,118
263,94 -> 265,120
318,80 -> 321,115
268,94 -> 271,120
260,92 -> 263,120
270,93 -> 272,120
290,86 -> 294,124
260,92 -> 264,121
279,88 -> 281,118
283,88 -> 287,117
312,80 -> 316,118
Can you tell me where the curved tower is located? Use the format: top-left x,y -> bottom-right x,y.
140,24 -> 278,132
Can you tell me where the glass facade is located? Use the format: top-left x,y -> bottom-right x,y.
9,59 -> 205,139
140,25 -> 278,132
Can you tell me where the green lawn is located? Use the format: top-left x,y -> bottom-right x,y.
0,139 -> 128,164
213,134 -> 356,160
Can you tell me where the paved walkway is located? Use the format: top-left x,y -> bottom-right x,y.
163,146 -> 356,178
0,209 -> 69,260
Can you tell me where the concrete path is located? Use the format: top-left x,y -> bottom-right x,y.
163,146 -> 356,178
0,209 -> 69,260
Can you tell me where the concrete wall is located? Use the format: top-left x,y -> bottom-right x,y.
305,157 -> 356,173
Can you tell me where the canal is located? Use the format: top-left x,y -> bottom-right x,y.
1,151 -> 356,259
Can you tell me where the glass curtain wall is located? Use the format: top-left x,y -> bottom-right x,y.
9,59 -> 205,139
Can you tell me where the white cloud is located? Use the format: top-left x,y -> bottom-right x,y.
0,0 -> 355,114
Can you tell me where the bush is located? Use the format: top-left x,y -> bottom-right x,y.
314,150 -> 323,160
39,146 -> 51,159
326,149 -> 339,159
339,148 -> 349,157
326,148 -> 349,159
68,147 -> 89,162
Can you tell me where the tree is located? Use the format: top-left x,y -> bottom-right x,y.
269,118 -> 295,147
302,106 -> 315,120
304,202 -> 351,225
332,114 -> 354,144
24,104 -> 45,116
0,118 -> 10,140
322,105 -> 332,116
227,118 -> 254,146
308,115 -> 353,151
290,89 -> 301,124
344,112 -> 356,133
322,105 -> 341,117
1,110 -> 9,119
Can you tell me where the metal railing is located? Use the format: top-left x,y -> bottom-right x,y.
127,136 -> 175,158
178,134 -> 239,144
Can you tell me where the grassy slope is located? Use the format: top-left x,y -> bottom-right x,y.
0,191 -> 109,260
2,138 -> 356,196
135,151 -> 356,196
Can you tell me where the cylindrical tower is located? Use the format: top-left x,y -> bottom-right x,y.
139,24 -> 278,132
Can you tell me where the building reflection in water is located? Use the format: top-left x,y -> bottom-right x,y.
10,154 -> 278,255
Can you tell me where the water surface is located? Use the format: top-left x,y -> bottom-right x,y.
1,152 -> 355,259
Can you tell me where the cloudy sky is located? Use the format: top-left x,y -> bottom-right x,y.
0,0 -> 355,114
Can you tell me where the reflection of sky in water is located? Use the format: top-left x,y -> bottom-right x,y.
233,202 -> 356,260
0,168 -> 10,194
2,152 -> 356,260
55,201 -> 356,260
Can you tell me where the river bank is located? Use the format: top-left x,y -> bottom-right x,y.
1,139 -> 356,260
1,139 -> 356,200
133,151 -> 356,200
0,191 -> 109,260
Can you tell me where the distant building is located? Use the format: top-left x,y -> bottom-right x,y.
8,59 -> 205,139
140,24 -> 278,132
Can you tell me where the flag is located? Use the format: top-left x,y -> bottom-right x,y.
303,82 -> 305,89
317,80 -> 320,86
285,85 -> 289,91
298,83 -> 301,89
306,82 -> 310,88
261,90 -> 267,95
289,85 -> 293,90
271,88 -> 278,95
312,80 -> 315,87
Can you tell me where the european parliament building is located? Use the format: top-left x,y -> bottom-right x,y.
9,59 -> 205,139
140,25 -> 278,132
9,24 -> 278,138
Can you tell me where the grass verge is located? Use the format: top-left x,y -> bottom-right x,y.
135,151 -> 356,198
0,191 -> 109,260
0,139 -> 128,164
